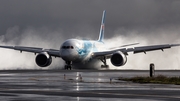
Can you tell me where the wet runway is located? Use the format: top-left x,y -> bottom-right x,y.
0,70 -> 180,101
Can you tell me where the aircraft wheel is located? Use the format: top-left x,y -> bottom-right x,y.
64,65 -> 68,70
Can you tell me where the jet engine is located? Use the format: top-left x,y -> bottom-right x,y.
110,51 -> 127,66
35,52 -> 52,67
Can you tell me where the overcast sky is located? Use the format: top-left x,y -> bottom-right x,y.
1,0 -> 180,39
0,0 -> 180,70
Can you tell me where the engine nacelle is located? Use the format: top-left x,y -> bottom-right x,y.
35,52 -> 52,67
110,51 -> 127,66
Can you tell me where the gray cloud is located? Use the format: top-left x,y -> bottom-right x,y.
1,0 -> 180,36
0,0 -> 180,69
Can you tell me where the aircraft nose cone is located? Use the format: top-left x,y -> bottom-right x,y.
60,50 -> 78,61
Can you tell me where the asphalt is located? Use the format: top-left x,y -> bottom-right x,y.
0,70 -> 179,101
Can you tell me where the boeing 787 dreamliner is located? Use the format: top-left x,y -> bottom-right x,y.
0,10 -> 179,69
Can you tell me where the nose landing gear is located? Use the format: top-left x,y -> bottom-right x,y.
64,61 -> 72,70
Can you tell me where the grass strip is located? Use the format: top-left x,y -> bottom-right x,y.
119,75 -> 180,85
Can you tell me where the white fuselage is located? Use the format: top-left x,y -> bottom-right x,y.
60,39 -> 105,63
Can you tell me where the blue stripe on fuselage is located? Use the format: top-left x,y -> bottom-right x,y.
76,40 -> 98,59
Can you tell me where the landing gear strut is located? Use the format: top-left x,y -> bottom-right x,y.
100,56 -> 109,68
64,61 -> 72,70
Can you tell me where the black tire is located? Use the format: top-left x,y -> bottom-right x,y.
64,65 -> 67,70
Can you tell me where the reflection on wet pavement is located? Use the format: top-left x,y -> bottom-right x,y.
0,70 -> 179,101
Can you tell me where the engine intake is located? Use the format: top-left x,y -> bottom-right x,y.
35,52 -> 52,67
110,51 -> 127,66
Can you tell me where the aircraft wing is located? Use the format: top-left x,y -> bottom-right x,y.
92,44 -> 180,58
0,46 -> 60,57
125,44 -> 180,54
109,43 -> 139,49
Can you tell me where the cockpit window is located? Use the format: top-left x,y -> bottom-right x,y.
61,46 -> 74,49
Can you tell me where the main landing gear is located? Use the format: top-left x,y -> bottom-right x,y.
100,56 -> 109,68
64,61 -> 72,70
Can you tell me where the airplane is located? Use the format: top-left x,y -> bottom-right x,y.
0,10 -> 180,70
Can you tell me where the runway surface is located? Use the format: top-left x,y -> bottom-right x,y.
0,70 -> 179,101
